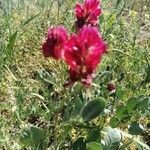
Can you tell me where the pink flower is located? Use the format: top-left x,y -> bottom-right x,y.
42,26 -> 68,59
64,26 -> 106,87
75,0 -> 101,30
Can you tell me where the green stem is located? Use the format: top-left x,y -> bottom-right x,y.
54,112 -> 59,149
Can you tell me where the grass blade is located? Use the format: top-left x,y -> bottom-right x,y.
5,14 -> 39,59
19,14 -> 39,29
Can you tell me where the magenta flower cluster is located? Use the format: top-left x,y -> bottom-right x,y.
42,0 -> 107,87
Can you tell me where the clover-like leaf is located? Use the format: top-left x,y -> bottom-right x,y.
128,122 -> 144,135
126,97 -> 138,112
103,128 -> 122,150
87,142 -> 103,150
20,126 -> 47,149
81,97 -> 106,121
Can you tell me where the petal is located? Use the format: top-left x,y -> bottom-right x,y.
85,42 -> 107,70
64,34 -> 82,70
42,26 -> 68,59
75,3 -> 84,18
84,0 -> 100,10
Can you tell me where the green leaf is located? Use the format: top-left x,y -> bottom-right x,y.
5,14 -> 39,59
138,97 -> 150,110
87,142 -> 103,150
126,97 -> 138,112
103,127 -> 150,150
20,126 -> 46,149
116,104 -> 127,119
19,14 -> 39,29
6,31 -> 18,53
110,116 -> 119,128
72,137 -> 86,150
81,97 -> 106,121
116,87 -> 124,99
103,128 -> 122,150
73,98 -> 84,117
63,100 -> 73,121
20,127 -> 32,147
145,65 -> 150,83
128,122 -> 144,135
30,126 -> 46,148
87,129 -> 101,143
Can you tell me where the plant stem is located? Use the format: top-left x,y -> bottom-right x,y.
54,112 -> 59,149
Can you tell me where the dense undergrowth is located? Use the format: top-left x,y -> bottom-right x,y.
0,0 -> 150,149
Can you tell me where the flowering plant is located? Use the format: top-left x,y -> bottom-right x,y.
42,0 -> 106,87
64,26 -> 106,87
18,1 -> 149,150
75,0 -> 101,29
